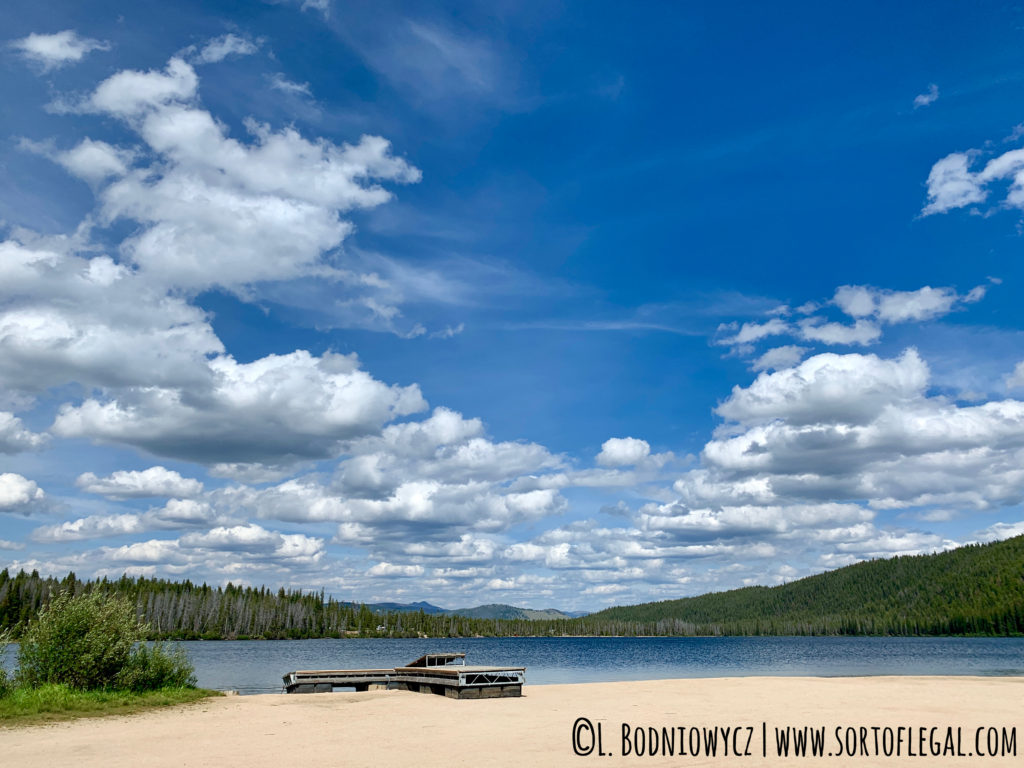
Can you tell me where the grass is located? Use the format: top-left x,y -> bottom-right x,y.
0,684 -> 222,727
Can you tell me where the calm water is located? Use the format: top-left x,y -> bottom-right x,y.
4,636 -> 1022,693
178,636 -> 1024,694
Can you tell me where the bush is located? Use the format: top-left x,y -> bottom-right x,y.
115,643 -> 196,691
16,592 -> 139,690
15,591 -> 196,691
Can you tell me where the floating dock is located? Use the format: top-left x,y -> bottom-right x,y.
283,652 -> 525,699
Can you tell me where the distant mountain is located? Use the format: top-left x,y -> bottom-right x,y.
446,603 -> 587,620
358,600 -> 586,620
363,600 -> 448,615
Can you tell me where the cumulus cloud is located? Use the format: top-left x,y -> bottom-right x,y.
717,283 -> 988,367
195,406 -> 568,569
922,153 -> 986,215
56,139 -> 133,183
596,437 -> 651,466
0,412 -> 48,453
717,349 -> 928,426
33,513 -> 144,542
482,346 -> 1013,602
76,466 -> 203,498
833,284 -> 983,324
11,30 -> 109,71
694,348 -> 1024,516
920,138 -> 1024,216
0,473 -> 45,513
74,522 -> 325,573
87,57 -> 199,116
52,351 -> 426,464
751,345 -> 808,371
0,236 -> 223,397
32,499 -> 221,543
797,317 -> 881,346
974,520 -> 1024,543
367,562 -> 424,577
19,138 -> 134,184
62,58 -> 421,293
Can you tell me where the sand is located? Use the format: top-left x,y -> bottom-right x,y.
2,677 -> 1022,767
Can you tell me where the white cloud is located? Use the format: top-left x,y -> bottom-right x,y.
922,142 -> 1024,215
596,437 -> 651,467
0,237 -> 223,396
19,138 -> 133,184
797,317 -> 881,346
833,284 -> 981,324
300,0 -> 331,16
56,139 -> 133,183
268,73 -> 312,97
29,56 -> 427,336
0,473 -> 45,512
53,351 -> 426,464
0,539 -> 24,551
11,30 -> 109,71
76,466 -> 203,498
913,83 -> 939,108
717,349 -> 928,426
333,407 -> 560,494
667,348 -> 1024,531
152,498 -> 217,527
718,283 -> 989,368
1006,361 -> 1024,390
31,499 -> 220,543
87,57 -> 199,116
974,520 -> 1024,543
195,34 -> 259,64
751,345 -> 808,372
0,412 -> 48,453
367,562 -> 424,577
922,153 -> 987,215
33,513 -> 143,542
716,317 -> 790,346
180,524 -> 324,564
82,62 -> 421,292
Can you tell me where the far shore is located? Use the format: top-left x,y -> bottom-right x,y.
2,676 -> 1022,767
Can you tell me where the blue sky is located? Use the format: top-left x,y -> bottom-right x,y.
1,0 -> 1024,610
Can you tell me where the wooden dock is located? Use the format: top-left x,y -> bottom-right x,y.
283,653 -> 525,699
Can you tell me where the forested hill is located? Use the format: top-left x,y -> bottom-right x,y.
1,535 -> 1022,639
586,535 -> 1024,636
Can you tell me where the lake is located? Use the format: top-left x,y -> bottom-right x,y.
175,636 -> 1024,694
4,636 -> 1021,693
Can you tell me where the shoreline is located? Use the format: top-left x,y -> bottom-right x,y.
2,676 -> 1021,766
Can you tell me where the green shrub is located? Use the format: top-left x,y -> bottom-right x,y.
16,592 -> 139,690
115,643 -> 196,691
15,591 -> 196,692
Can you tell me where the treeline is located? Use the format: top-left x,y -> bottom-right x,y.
583,534 -> 1024,636
0,570 -> 514,640
1,535 -> 1022,639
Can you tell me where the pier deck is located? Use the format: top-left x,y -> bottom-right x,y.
283,653 -> 524,698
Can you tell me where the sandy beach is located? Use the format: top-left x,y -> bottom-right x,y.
2,677 -> 1022,767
